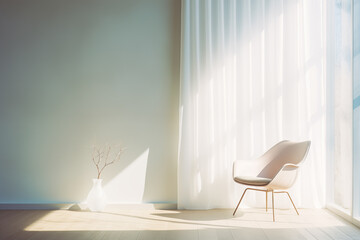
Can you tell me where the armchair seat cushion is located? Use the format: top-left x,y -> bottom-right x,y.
234,175 -> 272,186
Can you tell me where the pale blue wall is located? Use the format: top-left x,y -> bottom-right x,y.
0,0 -> 180,204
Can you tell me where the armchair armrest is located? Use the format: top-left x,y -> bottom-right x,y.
280,163 -> 299,170
266,163 -> 300,190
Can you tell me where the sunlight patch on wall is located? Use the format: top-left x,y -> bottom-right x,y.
103,148 -> 149,203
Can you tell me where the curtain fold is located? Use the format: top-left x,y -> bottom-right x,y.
332,0 -> 353,211
179,0 -> 326,209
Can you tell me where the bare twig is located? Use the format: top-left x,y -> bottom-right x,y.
91,144 -> 125,179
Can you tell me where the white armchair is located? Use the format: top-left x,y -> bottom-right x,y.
232,140 -> 311,221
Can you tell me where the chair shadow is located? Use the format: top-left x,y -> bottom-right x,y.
151,209 -> 244,221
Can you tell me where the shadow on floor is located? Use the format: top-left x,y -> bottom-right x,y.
151,209 -> 242,221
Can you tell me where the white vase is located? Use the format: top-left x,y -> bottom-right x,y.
87,178 -> 107,212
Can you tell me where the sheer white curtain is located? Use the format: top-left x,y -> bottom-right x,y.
178,0 -> 326,209
332,0 -> 353,212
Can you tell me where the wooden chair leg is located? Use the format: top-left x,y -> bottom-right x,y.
233,188 -> 249,216
272,190 -> 275,222
266,191 -> 268,212
233,188 -> 297,222
286,191 -> 299,215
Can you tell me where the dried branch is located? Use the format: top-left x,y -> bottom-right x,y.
91,143 -> 125,179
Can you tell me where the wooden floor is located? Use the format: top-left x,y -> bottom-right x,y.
0,208 -> 360,240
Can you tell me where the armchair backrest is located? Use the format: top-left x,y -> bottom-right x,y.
257,140 -> 311,179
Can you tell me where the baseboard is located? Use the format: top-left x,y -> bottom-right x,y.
0,202 -> 177,211
0,203 -> 73,210
326,203 -> 360,228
